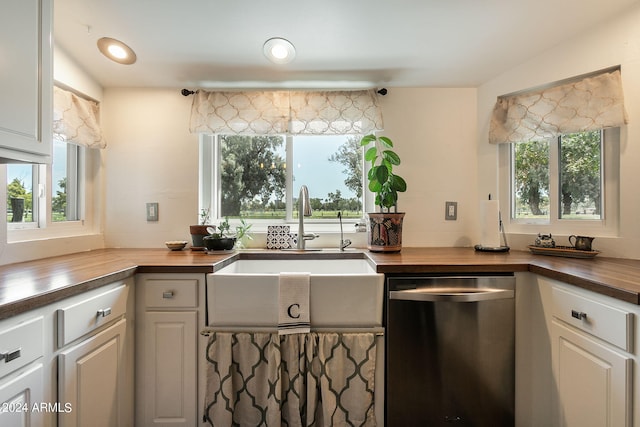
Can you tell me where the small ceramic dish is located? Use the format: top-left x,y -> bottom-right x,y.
165,241 -> 188,251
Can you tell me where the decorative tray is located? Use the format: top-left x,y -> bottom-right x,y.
527,245 -> 599,259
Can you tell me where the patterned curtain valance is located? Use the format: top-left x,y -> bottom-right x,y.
189,89 -> 383,135
53,85 -> 106,149
489,68 -> 628,144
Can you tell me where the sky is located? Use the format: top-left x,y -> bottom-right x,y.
291,136 -> 359,200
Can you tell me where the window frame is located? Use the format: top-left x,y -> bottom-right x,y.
6,142 -> 98,241
499,128 -> 619,237
199,134 -> 369,231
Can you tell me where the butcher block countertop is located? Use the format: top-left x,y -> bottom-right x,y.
1,247 -> 640,320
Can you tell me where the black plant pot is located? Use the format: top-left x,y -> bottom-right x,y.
203,236 -> 236,251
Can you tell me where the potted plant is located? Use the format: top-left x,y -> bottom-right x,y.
189,208 -> 213,249
203,217 -> 253,251
360,134 -> 408,252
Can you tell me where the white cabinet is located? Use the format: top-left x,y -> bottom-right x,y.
540,277 -> 636,427
0,0 -> 52,163
0,364 -> 45,427
0,315 -> 46,427
57,279 -> 133,427
58,319 -> 127,427
552,320 -> 632,427
135,274 -> 206,427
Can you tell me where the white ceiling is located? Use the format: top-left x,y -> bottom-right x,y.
54,0 -> 638,90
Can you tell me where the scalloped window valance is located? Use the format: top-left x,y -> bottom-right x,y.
53,85 -> 106,149
489,68 -> 628,144
189,89 -> 384,135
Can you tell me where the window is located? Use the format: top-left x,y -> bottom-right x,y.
200,134 -> 364,223
52,139 -> 82,222
6,140 -> 88,233
504,128 -> 619,235
6,164 -> 38,227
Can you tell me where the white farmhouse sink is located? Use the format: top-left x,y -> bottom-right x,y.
207,257 -> 384,328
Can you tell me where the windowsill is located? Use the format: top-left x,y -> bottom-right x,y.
7,221 -> 100,244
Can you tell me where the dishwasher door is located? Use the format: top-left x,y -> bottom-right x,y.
386,275 -> 515,427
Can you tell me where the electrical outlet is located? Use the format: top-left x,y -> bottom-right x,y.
146,202 -> 159,221
445,201 -> 457,220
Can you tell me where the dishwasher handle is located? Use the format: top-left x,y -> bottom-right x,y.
390,287 -> 514,302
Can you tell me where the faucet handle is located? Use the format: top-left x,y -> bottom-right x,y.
340,239 -> 352,250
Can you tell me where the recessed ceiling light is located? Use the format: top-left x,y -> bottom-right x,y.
263,38 -> 296,64
97,37 -> 137,65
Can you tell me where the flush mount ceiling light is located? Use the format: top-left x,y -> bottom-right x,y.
97,37 -> 137,65
263,37 -> 296,64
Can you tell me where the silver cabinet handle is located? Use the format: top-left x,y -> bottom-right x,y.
162,291 -> 174,299
571,310 -> 587,320
1,348 -> 21,363
97,307 -> 112,317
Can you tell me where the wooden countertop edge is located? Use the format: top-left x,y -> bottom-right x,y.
0,266 -> 137,320
1,248 -> 639,321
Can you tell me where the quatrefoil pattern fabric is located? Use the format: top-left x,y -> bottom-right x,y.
204,332 -> 378,427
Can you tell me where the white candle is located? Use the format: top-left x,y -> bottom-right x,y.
480,200 -> 501,248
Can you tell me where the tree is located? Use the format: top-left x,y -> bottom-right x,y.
328,136 -> 363,198
326,190 -> 344,211
560,131 -> 601,215
52,177 -> 68,218
7,178 -> 32,221
220,135 -> 286,216
514,141 -> 549,215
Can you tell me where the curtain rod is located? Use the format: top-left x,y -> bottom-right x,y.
181,88 -> 388,96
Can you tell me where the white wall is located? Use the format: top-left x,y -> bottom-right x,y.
101,88 -> 200,247
379,88 -> 478,247
477,3 -> 640,259
100,87 -> 478,248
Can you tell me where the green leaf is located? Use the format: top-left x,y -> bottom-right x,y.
379,136 -> 393,148
368,166 -> 378,180
375,165 -> 389,184
369,179 -> 382,192
364,147 -> 377,162
382,191 -> 396,208
391,175 -> 407,192
383,150 -> 401,165
360,134 -> 376,146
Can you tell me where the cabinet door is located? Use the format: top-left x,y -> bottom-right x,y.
0,0 -> 52,162
552,320 -> 632,427
0,364 -> 44,427
141,311 -> 198,427
58,319 -> 127,427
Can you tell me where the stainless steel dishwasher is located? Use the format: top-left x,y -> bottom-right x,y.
386,274 -> 515,426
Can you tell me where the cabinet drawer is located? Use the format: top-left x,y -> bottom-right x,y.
57,284 -> 128,347
0,317 -> 44,379
552,286 -> 633,352
144,279 -> 198,308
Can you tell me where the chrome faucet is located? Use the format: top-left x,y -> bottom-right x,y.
338,212 -> 352,251
297,185 -> 319,249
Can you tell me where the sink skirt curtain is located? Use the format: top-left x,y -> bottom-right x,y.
204,332 -> 377,427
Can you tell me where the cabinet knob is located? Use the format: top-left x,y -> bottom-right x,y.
1,348 -> 21,363
571,310 -> 587,320
162,291 -> 175,299
97,307 -> 112,318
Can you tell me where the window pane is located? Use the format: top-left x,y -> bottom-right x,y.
219,135 -> 286,219
292,135 -> 363,219
512,140 -> 549,219
559,131 -> 602,220
52,139 -> 68,221
6,164 -> 35,223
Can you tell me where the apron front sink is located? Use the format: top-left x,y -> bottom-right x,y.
207,257 -> 384,328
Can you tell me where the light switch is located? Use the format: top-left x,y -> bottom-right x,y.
146,202 -> 159,221
445,201 -> 457,220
